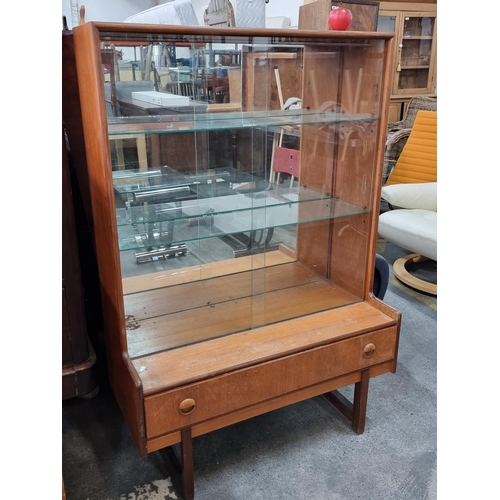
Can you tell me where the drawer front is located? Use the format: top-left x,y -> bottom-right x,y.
144,326 -> 397,438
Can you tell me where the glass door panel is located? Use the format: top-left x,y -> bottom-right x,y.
398,16 -> 435,93
96,30 -> 385,355
377,15 -> 396,33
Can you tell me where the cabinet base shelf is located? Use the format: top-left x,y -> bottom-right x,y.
125,255 -> 361,358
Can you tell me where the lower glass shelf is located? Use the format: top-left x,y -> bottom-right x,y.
117,188 -> 367,252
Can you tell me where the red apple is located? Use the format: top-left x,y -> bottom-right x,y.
328,3 -> 353,31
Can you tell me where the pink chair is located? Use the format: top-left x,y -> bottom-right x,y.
269,146 -> 300,188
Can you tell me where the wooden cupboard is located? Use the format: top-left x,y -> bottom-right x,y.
378,2 -> 436,95
72,22 -> 400,499
62,29 -> 103,401
377,1 -> 437,121
62,127 -> 98,400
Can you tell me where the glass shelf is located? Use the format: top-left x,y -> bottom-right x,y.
402,35 -> 433,40
116,187 -> 366,252
113,166 -> 266,195
108,109 -> 377,136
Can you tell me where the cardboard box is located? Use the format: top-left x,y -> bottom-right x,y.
131,91 -> 190,107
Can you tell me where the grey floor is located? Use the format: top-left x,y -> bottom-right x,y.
62,238 -> 437,500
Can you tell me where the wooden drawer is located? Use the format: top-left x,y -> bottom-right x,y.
144,326 -> 397,438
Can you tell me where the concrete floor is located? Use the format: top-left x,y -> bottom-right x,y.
62,240 -> 437,500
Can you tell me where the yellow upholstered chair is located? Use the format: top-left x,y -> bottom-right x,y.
383,110 -> 437,185
379,110 -> 437,295
385,110 -> 437,186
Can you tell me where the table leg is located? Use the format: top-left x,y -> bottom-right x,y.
181,427 -> 194,500
352,369 -> 369,434
322,368 -> 370,434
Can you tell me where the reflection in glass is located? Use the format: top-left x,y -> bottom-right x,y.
95,32 -> 385,350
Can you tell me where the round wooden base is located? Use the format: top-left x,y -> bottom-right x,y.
393,253 -> 437,296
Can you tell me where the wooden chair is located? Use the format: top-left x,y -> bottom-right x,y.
103,80 -> 153,172
101,46 -> 120,116
269,66 -> 300,188
204,0 -> 236,27
269,145 -> 300,188
165,81 -> 196,98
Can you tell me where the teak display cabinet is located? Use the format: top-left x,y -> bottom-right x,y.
73,22 -> 400,499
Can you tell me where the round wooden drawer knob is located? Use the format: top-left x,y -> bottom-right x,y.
179,398 -> 196,415
363,343 -> 376,358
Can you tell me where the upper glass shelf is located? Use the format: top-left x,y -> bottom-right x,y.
107,108 -> 377,136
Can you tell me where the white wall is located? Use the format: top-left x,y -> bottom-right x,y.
61,0 -> 304,30
266,0 -> 302,28
62,0 -> 156,29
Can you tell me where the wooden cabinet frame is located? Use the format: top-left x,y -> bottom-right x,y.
73,23 -> 400,499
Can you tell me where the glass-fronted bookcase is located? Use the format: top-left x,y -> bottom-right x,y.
377,3 -> 437,96
73,22 -> 401,499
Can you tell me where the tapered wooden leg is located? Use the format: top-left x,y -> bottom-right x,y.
352,369 -> 369,434
181,427 -> 194,500
323,369 -> 370,434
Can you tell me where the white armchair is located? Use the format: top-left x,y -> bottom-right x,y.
378,182 -> 437,295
